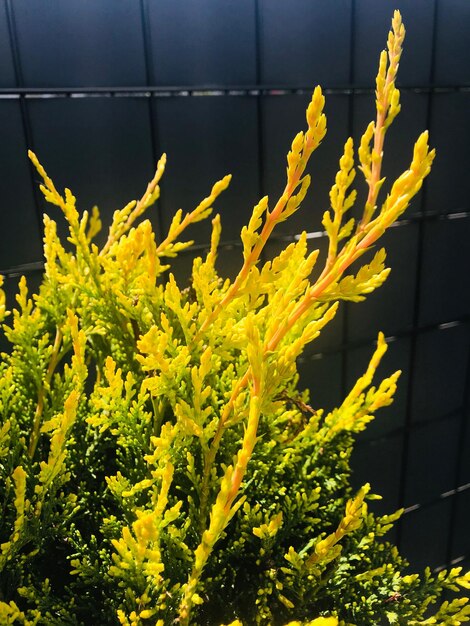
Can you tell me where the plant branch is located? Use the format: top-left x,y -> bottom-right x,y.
28,327 -> 63,459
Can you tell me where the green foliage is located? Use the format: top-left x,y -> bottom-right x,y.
0,11 -> 468,626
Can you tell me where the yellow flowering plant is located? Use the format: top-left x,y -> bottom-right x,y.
0,11 -> 469,626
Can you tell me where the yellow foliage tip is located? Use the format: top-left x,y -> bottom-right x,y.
12,466 -> 27,537
64,389 -> 80,417
0,281 -> 6,323
157,152 -> 167,170
391,11 -> 405,53
358,121 -> 375,180
28,150 -> 47,182
253,511 -> 283,540
198,174 -> 232,220
305,86 -> 327,152
206,214 -> 222,266
28,150 -> 66,210
412,131 -> 436,174
86,206 -> 102,241
213,174 -> 232,194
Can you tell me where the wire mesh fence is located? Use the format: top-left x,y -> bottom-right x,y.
1,0 -> 469,571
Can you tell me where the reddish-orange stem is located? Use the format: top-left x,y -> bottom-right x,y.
196,173 -> 302,341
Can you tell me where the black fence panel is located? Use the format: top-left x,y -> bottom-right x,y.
0,0 -> 469,573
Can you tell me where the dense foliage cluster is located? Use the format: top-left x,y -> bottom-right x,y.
1,12 -> 469,626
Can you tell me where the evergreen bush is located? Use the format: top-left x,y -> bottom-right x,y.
1,11 -> 469,626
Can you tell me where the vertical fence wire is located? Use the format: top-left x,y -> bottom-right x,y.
341,0 -> 356,401
254,0 -> 265,202
4,0 -> 44,241
139,0 -> 165,238
395,0 -> 439,552
446,345 -> 470,566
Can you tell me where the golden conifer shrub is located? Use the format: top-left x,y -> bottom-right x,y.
1,11 -> 469,626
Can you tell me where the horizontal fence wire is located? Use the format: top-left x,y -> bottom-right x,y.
404,482 -> 470,516
1,85 -> 470,99
1,210 -> 469,278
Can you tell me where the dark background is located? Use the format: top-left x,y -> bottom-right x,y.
0,0 -> 469,573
